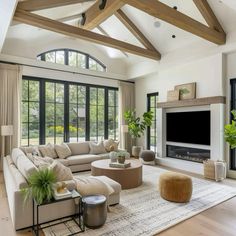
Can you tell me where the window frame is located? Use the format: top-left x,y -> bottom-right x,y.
147,92 -> 159,153
21,76 -> 118,145
37,48 -> 106,72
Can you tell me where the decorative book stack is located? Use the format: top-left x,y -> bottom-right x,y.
53,182 -> 72,200
109,162 -> 131,168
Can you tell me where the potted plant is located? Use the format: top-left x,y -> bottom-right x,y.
124,110 -> 153,158
21,168 -> 56,205
117,151 -> 126,164
225,110 -> 236,148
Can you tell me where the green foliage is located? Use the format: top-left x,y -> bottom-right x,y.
225,110 -> 236,149
124,110 -> 153,139
179,88 -> 190,95
21,169 -> 56,205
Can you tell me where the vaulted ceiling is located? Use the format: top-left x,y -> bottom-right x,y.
4,0 -> 236,62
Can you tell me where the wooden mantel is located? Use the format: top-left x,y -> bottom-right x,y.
157,96 -> 226,109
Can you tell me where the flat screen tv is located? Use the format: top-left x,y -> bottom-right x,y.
166,111 -> 210,145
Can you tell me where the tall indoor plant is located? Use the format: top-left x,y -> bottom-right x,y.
124,110 -> 153,157
225,110 -> 236,148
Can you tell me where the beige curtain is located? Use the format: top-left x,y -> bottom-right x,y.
118,81 -> 135,153
0,63 -> 22,169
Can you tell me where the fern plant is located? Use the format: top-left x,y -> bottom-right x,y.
124,110 -> 153,139
21,168 -> 56,205
225,110 -> 236,149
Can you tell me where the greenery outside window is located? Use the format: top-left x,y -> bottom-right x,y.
37,49 -> 106,72
21,76 -> 118,145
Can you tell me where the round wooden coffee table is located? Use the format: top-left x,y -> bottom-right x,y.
91,159 -> 142,189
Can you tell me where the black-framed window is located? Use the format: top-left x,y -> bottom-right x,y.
147,92 -> 159,153
21,80 -> 40,146
21,76 -> 118,145
230,79 -> 236,170
37,49 -> 106,72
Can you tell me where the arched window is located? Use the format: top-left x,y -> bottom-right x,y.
37,49 -> 106,72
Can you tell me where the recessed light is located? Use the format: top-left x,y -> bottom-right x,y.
154,21 -> 161,28
173,6 -> 178,10
172,35 -> 176,38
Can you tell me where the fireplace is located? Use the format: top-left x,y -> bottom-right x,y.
166,145 -> 210,163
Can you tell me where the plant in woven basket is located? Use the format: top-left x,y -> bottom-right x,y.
225,110 -> 236,149
21,168 -> 56,205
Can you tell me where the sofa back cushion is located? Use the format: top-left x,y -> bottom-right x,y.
89,141 -> 106,154
11,148 -> 38,180
38,143 -> 58,158
54,143 -> 72,159
67,142 -> 90,155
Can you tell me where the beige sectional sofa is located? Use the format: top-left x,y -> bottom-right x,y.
3,141 -> 122,230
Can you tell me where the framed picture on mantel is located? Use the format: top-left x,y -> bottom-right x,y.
175,82 -> 196,100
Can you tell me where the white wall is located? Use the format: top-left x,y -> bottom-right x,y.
135,53 -> 225,146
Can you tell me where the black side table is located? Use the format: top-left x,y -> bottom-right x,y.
32,190 -> 85,236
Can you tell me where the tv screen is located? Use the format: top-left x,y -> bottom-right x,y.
166,111 -> 210,145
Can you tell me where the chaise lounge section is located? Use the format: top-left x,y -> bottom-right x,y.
3,141 -> 122,230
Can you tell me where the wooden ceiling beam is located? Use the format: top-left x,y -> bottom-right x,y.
80,0 -> 125,30
17,0 -> 95,11
193,0 -> 225,33
115,9 -> 159,52
14,9 -> 161,60
123,0 -> 226,45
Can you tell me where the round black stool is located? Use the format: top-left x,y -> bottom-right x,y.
82,195 -> 107,229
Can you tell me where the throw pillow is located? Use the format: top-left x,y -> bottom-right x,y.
38,143 -> 58,158
89,141 -> 106,154
54,143 -> 72,159
49,160 -> 73,182
20,146 -> 41,156
26,153 -> 54,168
104,139 -> 119,152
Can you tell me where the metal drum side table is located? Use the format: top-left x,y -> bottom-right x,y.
82,195 -> 107,229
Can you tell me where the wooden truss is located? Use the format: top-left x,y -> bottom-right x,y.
14,0 -> 226,61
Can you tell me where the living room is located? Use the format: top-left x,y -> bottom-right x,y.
1,0 -> 236,236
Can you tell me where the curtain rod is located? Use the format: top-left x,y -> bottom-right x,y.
0,60 -> 135,84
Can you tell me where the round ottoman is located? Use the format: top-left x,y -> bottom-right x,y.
82,195 -> 107,229
139,150 -> 155,162
159,172 -> 192,203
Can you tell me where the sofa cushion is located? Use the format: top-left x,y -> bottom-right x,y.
20,146 -> 41,156
57,158 -> 70,167
89,141 -> 106,154
49,160 -> 74,182
11,148 -> 38,180
97,153 -> 110,159
54,143 -> 72,159
67,154 -> 100,166
26,154 -> 54,169
38,143 -> 58,158
67,142 -> 90,155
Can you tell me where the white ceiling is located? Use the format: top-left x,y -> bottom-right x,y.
5,0 -> 236,63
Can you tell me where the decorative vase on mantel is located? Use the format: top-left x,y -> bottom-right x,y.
132,146 -> 143,159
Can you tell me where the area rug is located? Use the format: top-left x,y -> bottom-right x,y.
42,165 -> 236,236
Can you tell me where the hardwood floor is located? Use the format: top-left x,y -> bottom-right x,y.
1,168 -> 236,236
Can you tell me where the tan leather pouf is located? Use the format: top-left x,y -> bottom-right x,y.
159,172 -> 192,203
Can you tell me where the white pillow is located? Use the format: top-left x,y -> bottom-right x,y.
39,143 -> 58,158
26,154 -> 53,168
54,143 -> 72,159
49,160 -> 74,182
89,141 -> 107,154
